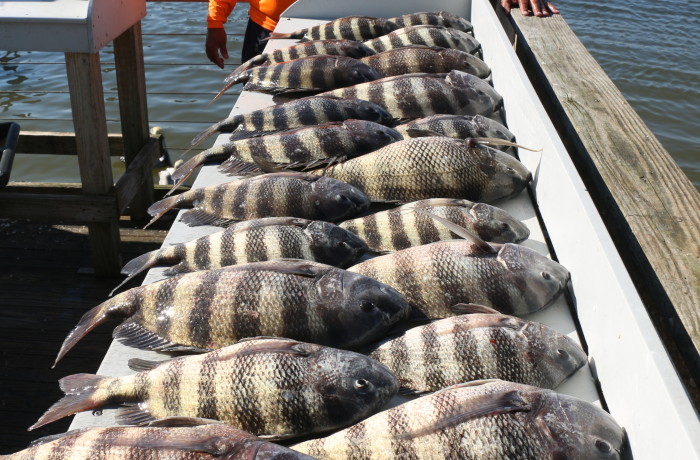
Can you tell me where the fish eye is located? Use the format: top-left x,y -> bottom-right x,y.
541,271 -> 552,280
557,349 -> 569,359
501,223 -> 511,231
354,378 -> 369,390
506,166 -> 516,174
360,300 -> 376,312
335,194 -> 350,203
595,439 -> 613,454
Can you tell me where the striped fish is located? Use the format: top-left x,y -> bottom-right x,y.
311,137 -> 531,204
349,240 -> 570,318
339,198 -> 529,252
33,338 -> 400,440
146,172 -> 370,228
55,259 -> 412,363
396,114 -> 516,147
268,16 -> 396,41
359,46 -> 490,79
292,380 -> 626,459
386,11 -> 474,34
317,71 -> 503,120
173,120 -> 402,187
7,419 -> 316,459
217,56 -> 381,100
366,310 -> 587,393
363,25 -> 481,55
225,39 -> 376,91
114,217 -> 370,294
191,96 -> 394,146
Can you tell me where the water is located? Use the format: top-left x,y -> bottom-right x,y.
1,1 -> 698,188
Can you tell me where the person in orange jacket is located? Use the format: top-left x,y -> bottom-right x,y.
206,0 -> 296,68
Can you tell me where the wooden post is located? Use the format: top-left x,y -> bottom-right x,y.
65,52 -> 121,276
114,21 -> 154,221
509,12 -> 700,403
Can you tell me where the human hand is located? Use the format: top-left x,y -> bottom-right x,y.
206,28 -> 229,68
501,0 -> 560,17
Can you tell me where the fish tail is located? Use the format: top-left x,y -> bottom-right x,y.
191,117 -> 237,147
29,374 -> 112,430
54,297 -> 137,367
144,194 -> 187,229
209,75 -> 247,105
110,247 -> 179,296
225,54 -> 265,82
166,147 -> 229,197
267,31 -> 302,39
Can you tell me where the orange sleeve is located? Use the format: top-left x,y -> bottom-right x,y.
207,0 -> 237,28
248,0 -> 296,31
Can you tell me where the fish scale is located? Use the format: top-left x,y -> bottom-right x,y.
270,16 -> 395,41
32,339 -> 400,440
363,26 -> 481,55
386,11 -> 473,33
349,240 -> 570,318
1,422 -> 318,460
366,313 -> 587,393
314,137 -> 530,204
360,46 -> 491,79
292,380 -> 626,460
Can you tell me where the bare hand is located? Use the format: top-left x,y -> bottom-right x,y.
501,0 -> 560,17
206,28 -> 229,68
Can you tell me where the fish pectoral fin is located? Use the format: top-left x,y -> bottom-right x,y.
29,428 -> 92,447
397,390 -> 531,440
127,357 -> 172,372
404,128 -> 443,138
398,386 -> 431,396
146,416 -> 224,427
181,209 -> 238,227
234,337 -> 313,359
417,209 -> 498,254
115,321 -> 212,354
449,303 -> 501,315
254,259 -> 333,279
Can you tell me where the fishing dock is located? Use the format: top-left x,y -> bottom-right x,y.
0,0 -> 699,457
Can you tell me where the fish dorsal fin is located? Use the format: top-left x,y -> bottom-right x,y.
469,137 -> 540,152
146,416 -> 224,428
115,321 -> 211,354
405,128 -> 443,138
29,428 -> 92,447
449,303 -> 501,315
233,337 -> 313,358
253,258 -> 333,278
398,390 -> 530,440
228,217 -> 312,232
417,209 -> 497,254
401,198 -> 474,211
128,357 -> 172,372
250,154 -> 288,173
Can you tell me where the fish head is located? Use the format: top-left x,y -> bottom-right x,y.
475,145 -> 532,202
315,269 -> 412,348
334,58 -> 382,85
533,391 -> 626,459
343,99 -> 395,125
343,120 -> 404,149
311,177 -> 370,221
521,321 -> 588,387
437,11 -> 474,33
305,220 -> 369,267
448,70 -> 503,115
312,347 -> 399,426
442,49 -> 491,79
471,115 -> 516,143
446,29 -> 482,55
469,202 -> 530,243
497,243 -> 570,314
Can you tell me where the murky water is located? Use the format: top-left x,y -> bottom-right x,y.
1,1 -> 698,188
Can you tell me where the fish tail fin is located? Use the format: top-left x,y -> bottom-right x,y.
144,194 -> 186,229
110,247 -> 178,296
208,78 -> 240,105
29,374 -> 111,430
267,31 -> 305,40
225,55 -> 264,83
166,149 -> 217,197
191,119 -> 229,147
54,297 -> 136,367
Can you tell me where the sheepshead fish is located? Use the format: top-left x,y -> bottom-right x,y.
172,120 -> 403,188
7,418 -> 316,460
292,380 -> 626,459
33,338 -> 400,441
191,96 -> 394,146
349,240 -> 570,318
396,114 -> 516,148
339,198 -> 529,252
113,217 -> 371,294
366,309 -> 587,393
268,16 -> 396,41
216,56 -> 381,101
317,71 -> 503,119
55,259 -> 412,363
363,25 -> 481,55
387,11 -> 474,33
359,46 -> 490,79
146,173 -> 370,228
224,39 -> 376,92
311,137 -> 531,204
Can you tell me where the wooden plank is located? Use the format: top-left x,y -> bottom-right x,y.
65,51 -> 121,275
509,12 -> 700,401
114,22 -> 154,220
15,131 -> 124,156
114,138 -> 161,215
0,192 -> 117,223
